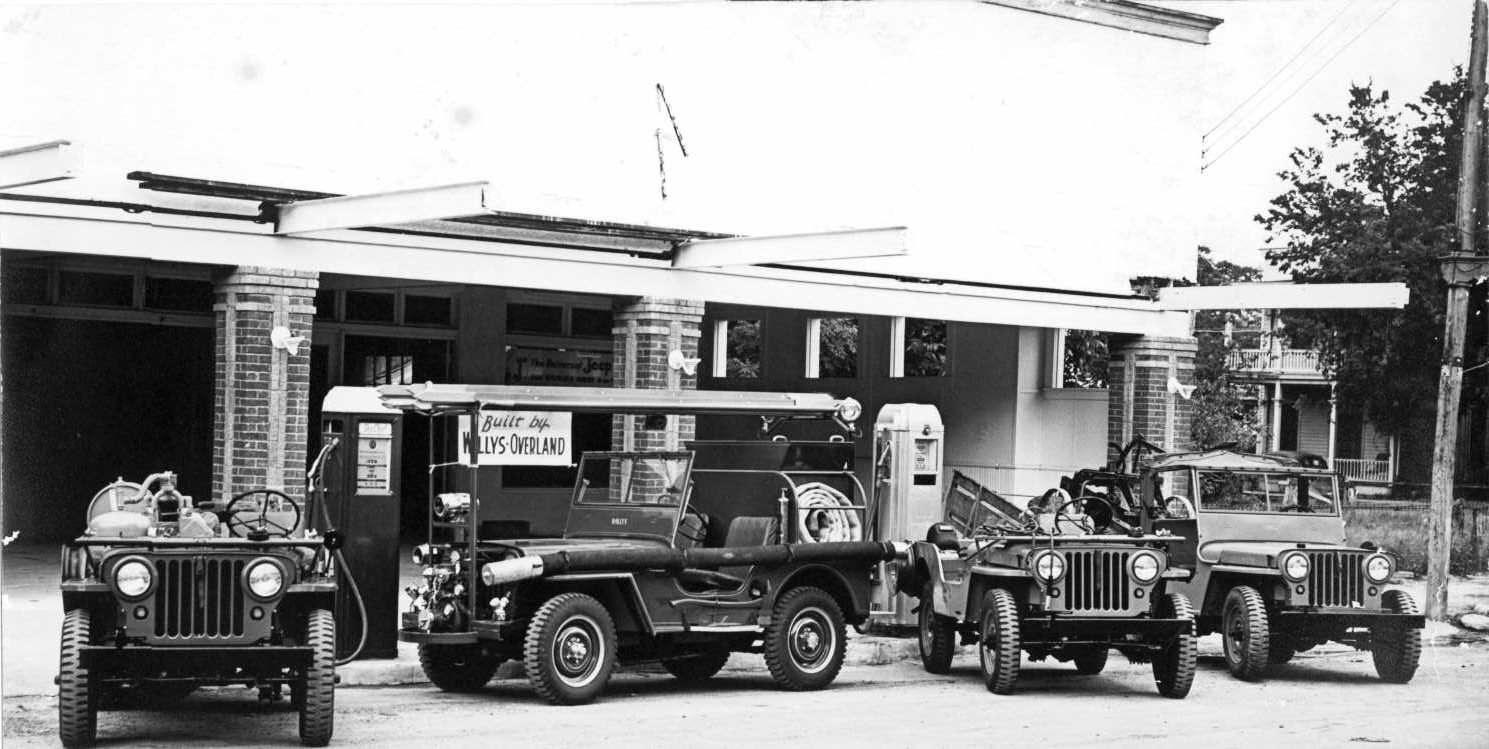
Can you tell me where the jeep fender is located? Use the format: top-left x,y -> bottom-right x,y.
777,564 -> 865,623
539,573 -> 653,635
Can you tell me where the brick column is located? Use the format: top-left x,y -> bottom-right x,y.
1107,335 -> 1197,464
611,298 -> 703,455
212,267 -> 319,503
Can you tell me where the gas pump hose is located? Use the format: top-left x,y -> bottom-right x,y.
307,440 -> 369,667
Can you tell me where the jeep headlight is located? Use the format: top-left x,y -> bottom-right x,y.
114,559 -> 153,600
245,560 -> 285,599
1030,550 -> 1065,583
1130,552 -> 1161,584
1281,552 -> 1311,583
1364,554 -> 1393,584
836,398 -> 863,423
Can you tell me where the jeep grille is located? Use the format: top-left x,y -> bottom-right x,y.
1064,550 -> 1131,612
153,558 -> 246,638
1304,550 -> 1368,608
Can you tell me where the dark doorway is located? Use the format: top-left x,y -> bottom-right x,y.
338,335 -> 452,540
2,317 -> 214,541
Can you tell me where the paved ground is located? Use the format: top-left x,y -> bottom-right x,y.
7,542 -> 1489,746
4,645 -> 1489,748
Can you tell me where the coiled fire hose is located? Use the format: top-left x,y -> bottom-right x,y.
306,439 -> 369,667
794,482 -> 863,543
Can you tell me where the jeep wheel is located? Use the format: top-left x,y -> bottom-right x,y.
764,586 -> 846,691
1071,646 -> 1109,675
918,581 -> 956,675
298,608 -> 335,747
58,608 -> 96,748
418,644 -> 502,692
1221,586 -> 1270,681
1152,593 -> 1197,699
661,647 -> 731,683
978,588 -> 1020,695
1370,590 -> 1422,684
524,593 -> 617,705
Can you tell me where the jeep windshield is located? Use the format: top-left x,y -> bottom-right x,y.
1194,470 -> 1339,516
563,452 -> 694,542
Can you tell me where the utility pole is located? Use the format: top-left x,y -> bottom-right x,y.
1426,0 -> 1488,622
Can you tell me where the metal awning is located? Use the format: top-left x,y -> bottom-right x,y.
376,383 -> 854,418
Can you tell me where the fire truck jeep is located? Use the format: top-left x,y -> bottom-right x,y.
57,446 -> 343,748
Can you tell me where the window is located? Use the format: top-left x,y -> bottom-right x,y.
807,317 -> 859,378
1059,329 -> 1108,388
507,303 -> 564,335
711,319 -> 761,378
345,291 -> 395,322
404,294 -> 453,326
58,271 -> 133,307
570,307 -> 614,338
144,277 -> 213,312
1195,470 -> 1339,515
359,355 -> 415,385
904,318 -> 947,376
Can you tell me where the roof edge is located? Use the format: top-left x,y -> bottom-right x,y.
982,0 -> 1223,45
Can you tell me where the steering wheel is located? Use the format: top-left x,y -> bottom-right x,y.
1053,497 -> 1115,534
1163,495 -> 1195,519
225,489 -> 302,539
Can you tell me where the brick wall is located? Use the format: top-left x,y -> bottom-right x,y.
1107,335 -> 1197,465
212,267 -> 319,503
610,297 -> 703,462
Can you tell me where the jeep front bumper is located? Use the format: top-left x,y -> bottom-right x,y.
1021,616 -> 1193,645
79,644 -> 313,681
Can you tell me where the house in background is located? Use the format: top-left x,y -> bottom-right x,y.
1227,314 -> 1395,492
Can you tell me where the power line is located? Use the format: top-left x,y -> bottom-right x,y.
1204,0 -> 1359,145
1202,0 -> 1402,172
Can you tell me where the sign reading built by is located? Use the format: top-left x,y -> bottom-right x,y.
458,412 -> 573,466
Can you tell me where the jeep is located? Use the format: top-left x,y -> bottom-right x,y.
1138,449 -> 1424,682
382,383 -> 903,705
57,442 -> 343,747
898,477 -> 1197,697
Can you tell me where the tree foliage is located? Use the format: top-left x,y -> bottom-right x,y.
1255,71 -> 1485,477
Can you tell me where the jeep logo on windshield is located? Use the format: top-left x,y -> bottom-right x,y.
610,517 -> 628,526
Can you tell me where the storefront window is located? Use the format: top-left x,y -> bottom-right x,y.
813,317 -> 859,378
58,270 -> 133,307
404,294 -> 453,326
905,318 -> 947,376
723,319 -> 761,378
507,303 -> 564,335
570,307 -> 614,338
345,291 -> 395,322
1062,329 -> 1109,388
144,277 -> 213,312
360,355 -> 415,385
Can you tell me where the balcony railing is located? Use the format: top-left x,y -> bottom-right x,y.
1226,348 -> 1322,375
1335,458 -> 1391,483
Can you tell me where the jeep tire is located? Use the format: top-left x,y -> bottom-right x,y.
418,643 -> 502,692
1371,589 -> 1422,684
1071,646 -> 1109,675
978,588 -> 1021,695
918,580 -> 956,675
59,608 -> 96,748
298,608 -> 335,747
660,647 -> 730,683
1221,585 -> 1270,681
764,586 -> 846,691
1152,593 -> 1197,698
524,593 -> 617,705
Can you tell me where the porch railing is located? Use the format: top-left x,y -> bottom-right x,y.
1226,348 -> 1322,375
1335,458 -> 1390,483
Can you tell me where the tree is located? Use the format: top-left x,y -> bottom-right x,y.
1189,247 -> 1263,451
1256,71 -> 1486,482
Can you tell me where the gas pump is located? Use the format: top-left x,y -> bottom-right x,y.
870,404 -> 945,627
320,386 -> 403,659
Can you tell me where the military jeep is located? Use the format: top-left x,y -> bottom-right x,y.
57,443 -> 343,747
383,384 -> 903,705
1137,449 -> 1424,683
897,483 -> 1197,697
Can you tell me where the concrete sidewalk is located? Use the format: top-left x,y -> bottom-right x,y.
5,542 -> 1487,696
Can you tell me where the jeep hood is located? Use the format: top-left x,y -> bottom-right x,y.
1201,540 -> 1361,567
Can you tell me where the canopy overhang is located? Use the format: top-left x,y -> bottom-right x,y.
376,383 -> 852,418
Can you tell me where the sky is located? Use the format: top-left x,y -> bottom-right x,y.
0,0 -> 1481,287
1159,0 -> 1475,275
